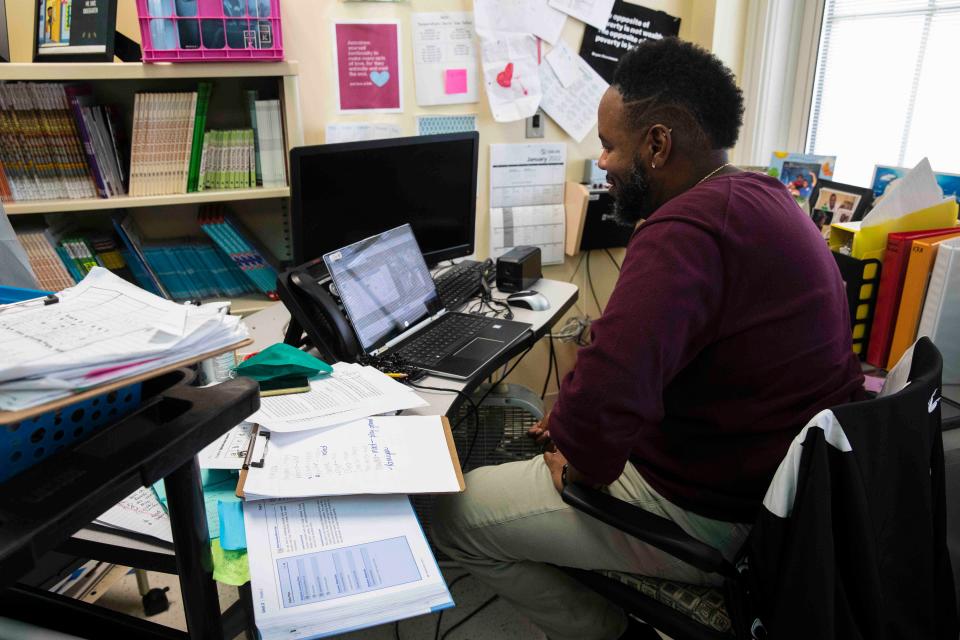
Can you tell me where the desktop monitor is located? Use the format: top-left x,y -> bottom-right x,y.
290,132 -> 479,267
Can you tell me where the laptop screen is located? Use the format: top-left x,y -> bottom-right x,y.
323,224 -> 441,354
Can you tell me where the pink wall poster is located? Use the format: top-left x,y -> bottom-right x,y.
334,22 -> 403,113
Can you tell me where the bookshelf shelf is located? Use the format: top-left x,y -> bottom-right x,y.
4,188 -> 291,216
0,61 -> 300,82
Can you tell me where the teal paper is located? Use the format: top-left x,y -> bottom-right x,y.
152,470 -> 240,540
218,500 -> 247,550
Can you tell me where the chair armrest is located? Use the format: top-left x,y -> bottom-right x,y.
561,483 -> 736,577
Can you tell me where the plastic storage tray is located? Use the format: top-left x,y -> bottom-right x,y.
136,0 -> 283,63
0,286 -> 52,304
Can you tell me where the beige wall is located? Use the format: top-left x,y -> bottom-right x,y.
3,0 -> 749,403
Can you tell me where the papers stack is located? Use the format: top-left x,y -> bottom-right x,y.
245,495 -> 453,640
0,267 -> 248,411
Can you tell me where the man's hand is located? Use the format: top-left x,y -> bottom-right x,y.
527,413 -> 555,452
543,449 -> 567,493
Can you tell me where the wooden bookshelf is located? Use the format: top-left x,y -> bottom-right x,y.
1,61 -> 302,315
4,187 -> 290,215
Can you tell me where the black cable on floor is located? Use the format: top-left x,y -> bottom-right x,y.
604,248 -> 622,271
569,252 -> 586,282
540,336 -> 555,400
433,574 -> 474,640
440,595 -> 500,640
586,251 -> 602,314
552,338 -> 562,394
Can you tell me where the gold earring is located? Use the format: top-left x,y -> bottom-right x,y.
651,162 -> 656,169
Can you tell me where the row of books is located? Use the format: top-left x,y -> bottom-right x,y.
129,86 -> 211,197
0,83 -> 98,202
252,98 -> 287,188
66,86 -> 129,199
198,129 -> 257,191
867,226 -> 960,382
198,207 -> 279,299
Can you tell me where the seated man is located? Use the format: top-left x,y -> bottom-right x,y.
432,37 -> 864,640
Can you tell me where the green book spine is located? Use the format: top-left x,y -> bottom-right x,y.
186,82 -> 212,193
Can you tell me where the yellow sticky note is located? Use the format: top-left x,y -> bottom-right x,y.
211,538 -> 250,586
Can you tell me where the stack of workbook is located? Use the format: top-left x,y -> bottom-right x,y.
232,361 -> 463,638
0,267 -> 248,411
128,85 -> 212,197
198,129 -> 257,191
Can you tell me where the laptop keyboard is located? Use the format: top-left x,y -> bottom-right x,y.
396,314 -> 492,366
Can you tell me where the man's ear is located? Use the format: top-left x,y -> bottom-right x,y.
648,124 -> 672,169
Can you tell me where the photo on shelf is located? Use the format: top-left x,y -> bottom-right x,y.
871,164 -> 960,200
809,179 -> 874,239
768,152 -> 836,201
33,0 -> 118,62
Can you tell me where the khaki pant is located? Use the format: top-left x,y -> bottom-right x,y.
432,456 -> 750,640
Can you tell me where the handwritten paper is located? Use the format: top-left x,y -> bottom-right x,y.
334,22 -> 403,113
325,122 -> 403,144
95,487 -> 173,544
546,41 -> 582,88
478,32 -> 542,122
242,415 -> 462,499
549,0 -> 615,30
539,52 -> 609,142
412,12 -> 479,106
489,143 -> 567,265
247,363 -> 427,433
474,0 -> 567,44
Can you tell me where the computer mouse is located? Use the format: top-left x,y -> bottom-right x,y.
506,290 -> 550,311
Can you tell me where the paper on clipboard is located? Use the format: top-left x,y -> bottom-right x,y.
239,415 -> 464,500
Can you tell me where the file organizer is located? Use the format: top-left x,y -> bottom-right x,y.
832,251 -> 882,358
136,0 -> 284,63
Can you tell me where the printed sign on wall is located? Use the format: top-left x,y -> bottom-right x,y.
334,21 -> 403,113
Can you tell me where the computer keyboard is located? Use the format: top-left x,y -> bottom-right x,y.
433,260 -> 487,310
396,313 -> 491,366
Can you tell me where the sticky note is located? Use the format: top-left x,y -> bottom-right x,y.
444,69 -> 468,95
211,539 -> 250,586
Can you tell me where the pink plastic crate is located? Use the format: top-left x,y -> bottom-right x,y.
136,0 -> 284,63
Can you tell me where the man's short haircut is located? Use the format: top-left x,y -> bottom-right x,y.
612,37 -> 744,150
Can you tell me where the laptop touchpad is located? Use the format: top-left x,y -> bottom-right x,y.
452,337 -> 504,360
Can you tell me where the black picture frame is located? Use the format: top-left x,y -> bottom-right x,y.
809,179 -> 875,235
33,0 -> 118,63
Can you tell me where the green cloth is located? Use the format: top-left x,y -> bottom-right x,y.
211,538 -> 250,586
234,343 -> 332,382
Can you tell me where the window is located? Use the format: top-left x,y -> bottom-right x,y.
806,0 -> 960,186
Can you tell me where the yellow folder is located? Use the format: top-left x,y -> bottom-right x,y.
829,199 -> 959,261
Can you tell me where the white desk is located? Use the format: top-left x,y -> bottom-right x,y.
244,278 -> 580,417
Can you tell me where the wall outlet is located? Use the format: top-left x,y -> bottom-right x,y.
525,110 -> 545,138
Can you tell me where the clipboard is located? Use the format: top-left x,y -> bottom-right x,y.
235,416 -> 465,499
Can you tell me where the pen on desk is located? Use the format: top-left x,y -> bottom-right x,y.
385,372 -> 408,379
0,294 -> 59,312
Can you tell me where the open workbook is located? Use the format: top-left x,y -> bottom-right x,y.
245,495 -> 453,639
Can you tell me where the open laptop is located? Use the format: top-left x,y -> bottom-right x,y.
323,224 -> 533,380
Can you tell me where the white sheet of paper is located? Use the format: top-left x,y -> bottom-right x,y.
199,422 -> 254,469
490,204 -> 566,265
245,495 -> 451,640
474,0 -> 567,44
879,342 -> 916,398
548,0 -> 615,30
242,415 -> 461,499
412,12 -> 479,106
95,487 -> 173,544
546,41 -> 582,88
247,363 -> 427,433
477,32 -> 542,122
539,52 -> 609,142
325,123 -> 403,144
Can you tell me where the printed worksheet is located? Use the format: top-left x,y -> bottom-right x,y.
473,0 -> 567,44
539,51 -> 609,142
241,415 -> 463,499
549,0 -> 616,29
489,143 -> 567,264
199,422 -> 254,469
412,12 -> 479,106
245,495 -> 452,639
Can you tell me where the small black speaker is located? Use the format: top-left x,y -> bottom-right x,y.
496,246 -> 541,292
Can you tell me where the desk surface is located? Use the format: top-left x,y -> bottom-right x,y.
244,279 -> 580,417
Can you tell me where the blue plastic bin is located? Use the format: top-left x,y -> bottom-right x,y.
0,286 -> 52,304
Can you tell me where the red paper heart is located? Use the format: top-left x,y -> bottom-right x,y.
496,62 -> 514,88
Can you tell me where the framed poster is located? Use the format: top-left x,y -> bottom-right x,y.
809,179 -> 874,239
34,0 -> 118,62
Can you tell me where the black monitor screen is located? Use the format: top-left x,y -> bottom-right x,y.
290,132 -> 479,266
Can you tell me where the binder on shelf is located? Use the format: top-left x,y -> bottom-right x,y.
828,198 -> 959,261
832,251 -> 881,358
917,237 -> 960,383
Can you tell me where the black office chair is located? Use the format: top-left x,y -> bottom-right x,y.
561,337 -> 956,639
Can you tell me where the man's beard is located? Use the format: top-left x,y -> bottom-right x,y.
611,160 -> 653,227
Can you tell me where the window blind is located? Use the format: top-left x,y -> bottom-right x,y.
806,0 -> 960,186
